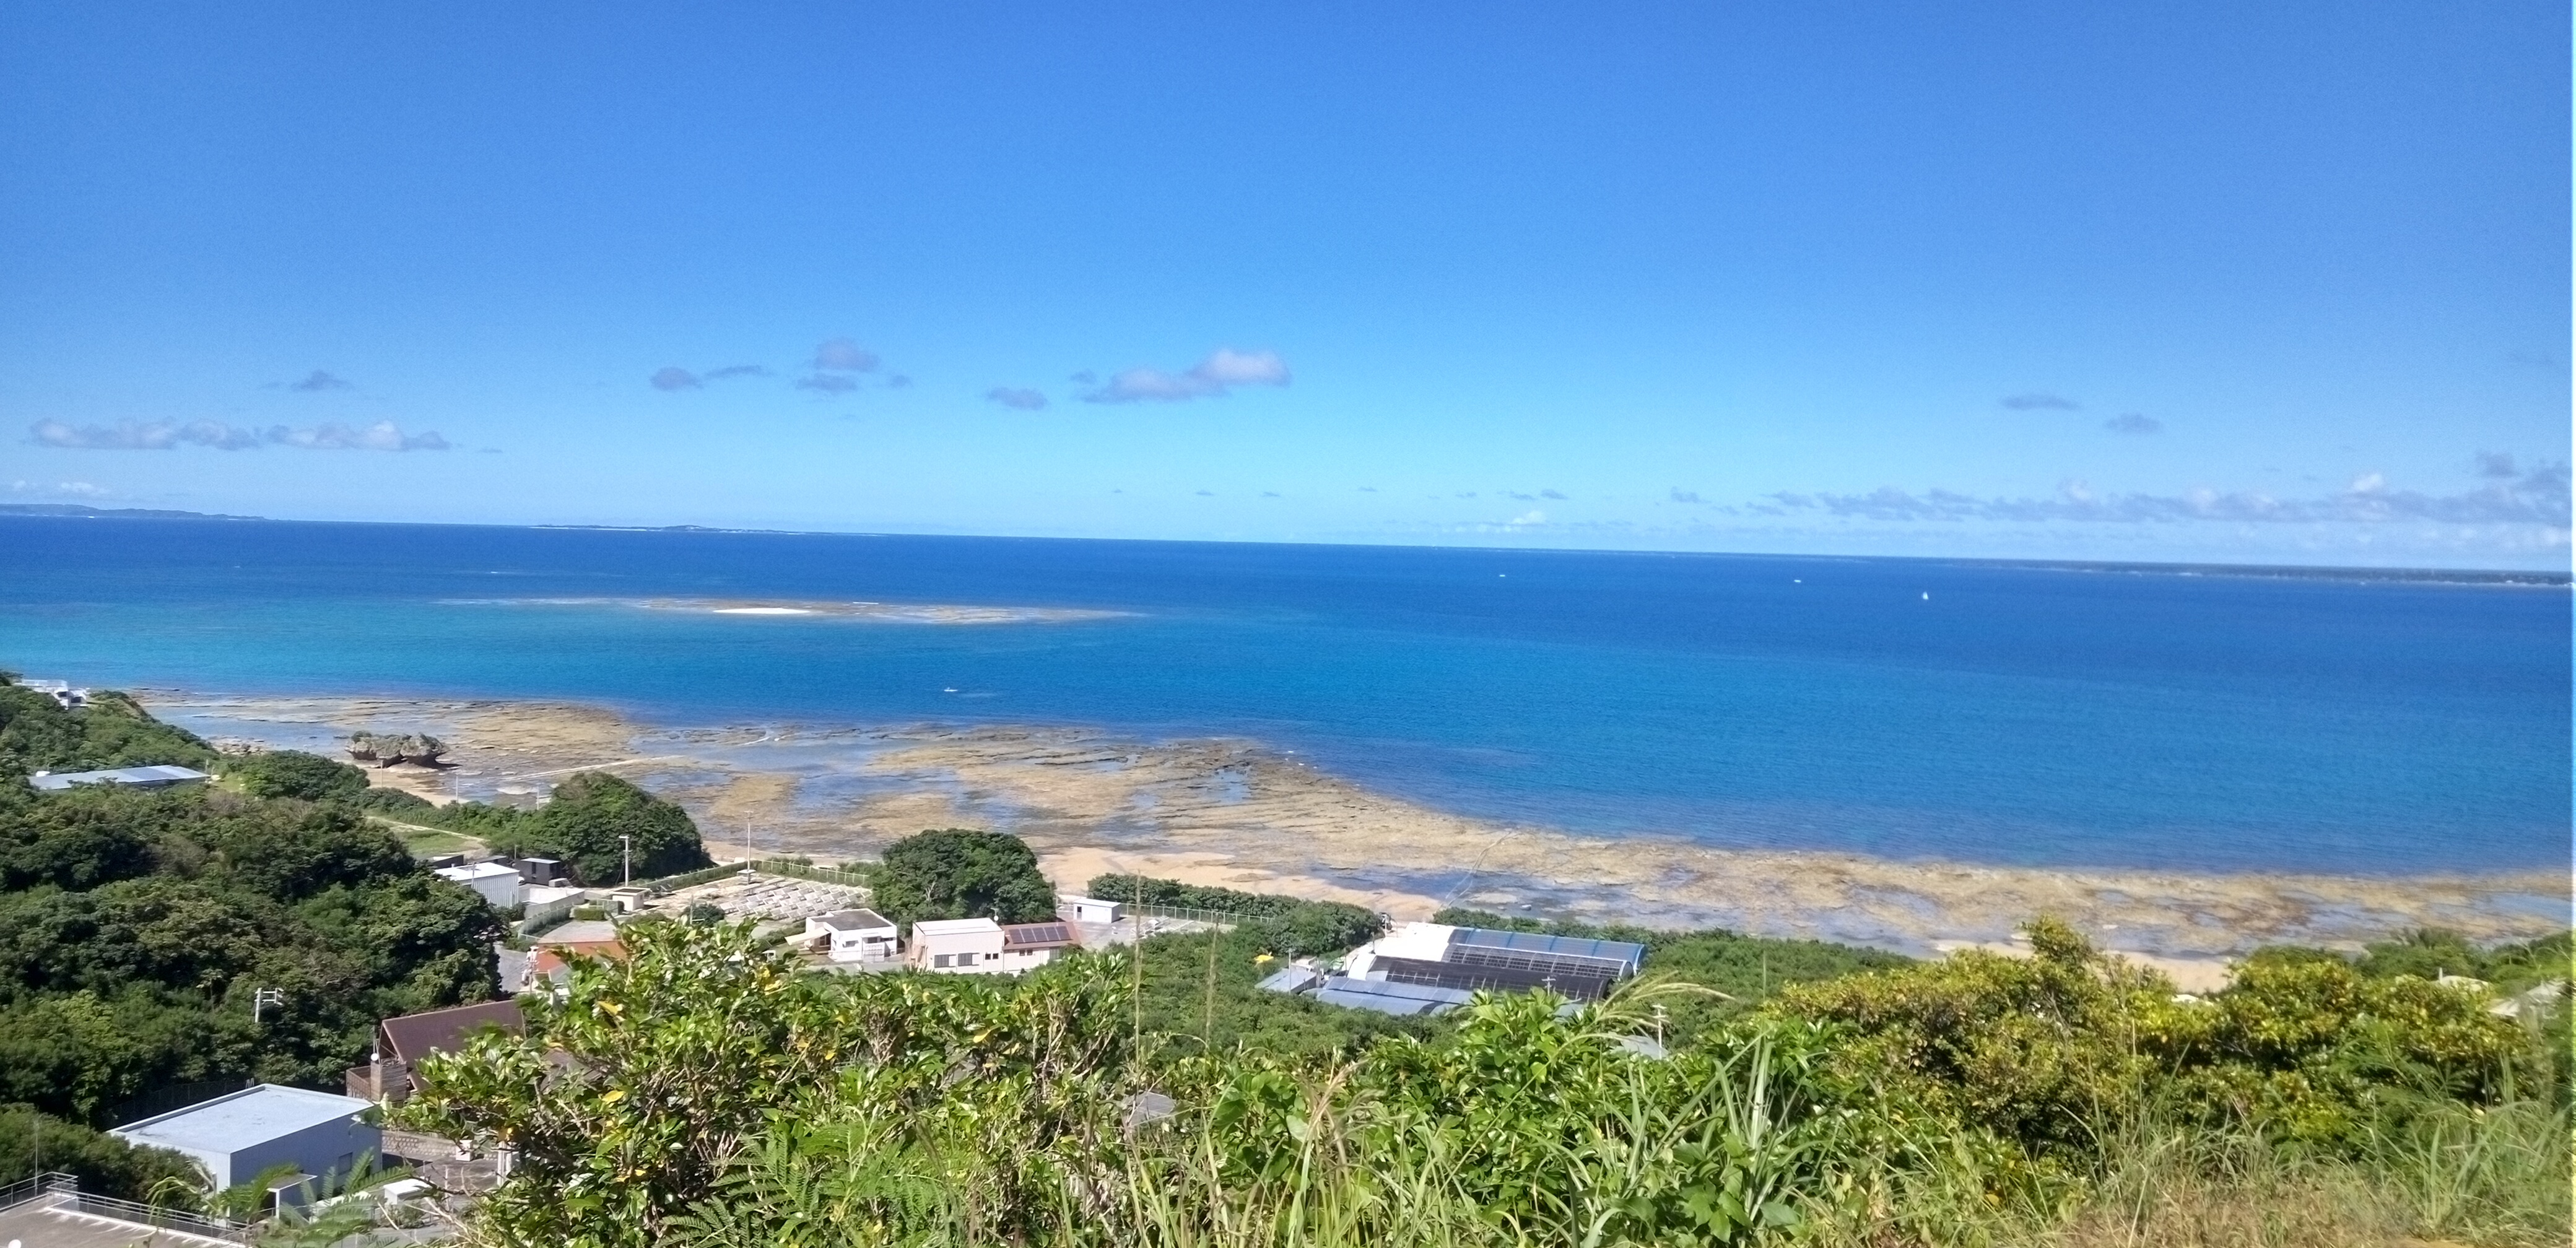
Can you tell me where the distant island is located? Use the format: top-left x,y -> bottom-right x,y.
0,503 -> 265,521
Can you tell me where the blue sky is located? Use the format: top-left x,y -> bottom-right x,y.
2,3 -> 2566,568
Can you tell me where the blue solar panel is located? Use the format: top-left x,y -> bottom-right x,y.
1450,927 -> 1644,971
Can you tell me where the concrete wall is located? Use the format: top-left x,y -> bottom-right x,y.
228,1114 -> 383,1199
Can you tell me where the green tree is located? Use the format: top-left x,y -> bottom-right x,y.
869,828 -> 1055,930
0,1103 -> 206,1203
529,772 -> 710,885
227,749 -> 371,803
0,678 -> 216,780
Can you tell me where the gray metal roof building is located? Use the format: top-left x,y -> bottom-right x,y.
27,765 -> 211,792
111,1084 -> 379,1193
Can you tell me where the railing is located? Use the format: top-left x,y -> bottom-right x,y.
0,1171 -> 251,1244
0,1170 -> 72,1213
48,1188 -> 250,1243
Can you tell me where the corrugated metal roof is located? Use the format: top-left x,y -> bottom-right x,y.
1255,964 -> 1321,994
28,765 -> 212,791
1312,977 -> 1474,1017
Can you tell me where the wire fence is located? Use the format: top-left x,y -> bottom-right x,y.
741,859 -> 873,889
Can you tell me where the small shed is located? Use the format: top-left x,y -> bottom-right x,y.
112,1084 -> 380,1194
434,862 -> 524,909
1056,895 -> 1124,924
804,908 -> 899,962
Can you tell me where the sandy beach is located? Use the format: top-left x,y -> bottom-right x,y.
154,690 -> 2570,975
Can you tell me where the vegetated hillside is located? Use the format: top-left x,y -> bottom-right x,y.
358,771 -> 713,886
0,678 -> 500,1133
402,917 -> 2569,1248
0,674 -> 218,778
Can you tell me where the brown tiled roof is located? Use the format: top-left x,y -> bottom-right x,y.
380,1000 -> 524,1066
531,941 -> 628,977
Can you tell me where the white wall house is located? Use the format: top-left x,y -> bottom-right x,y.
433,862 -> 524,909
907,917 -> 1079,974
113,1084 -> 380,1197
908,918 -> 1006,973
804,908 -> 899,962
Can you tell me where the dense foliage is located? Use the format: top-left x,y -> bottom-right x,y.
224,748 -> 372,802
0,675 -> 217,779
1770,917 -> 2549,1154
1093,873 -> 1385,956
869,828 -> 1057,929
0,683 -> 501,1130
0,1102 -> 204,1203
403,918 -> 2569,1248
381,770 -> 713,885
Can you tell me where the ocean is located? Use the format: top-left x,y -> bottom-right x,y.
1,516 -> 2565,877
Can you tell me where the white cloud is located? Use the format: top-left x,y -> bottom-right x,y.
287,370 -> 354,392
812,338 -> 880,372
795,374 -> 859,394
651,367 -> 702,391
29,418 -> 448,452
2103,413 -> 2162,435
985,387 -> 1048,410
2001,392 -> 2080,410
7,479 -> 107,498
1762,463 -> 2570,528
1082,347 -> 1291,404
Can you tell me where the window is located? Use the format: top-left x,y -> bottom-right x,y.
958,951 -> 977,966
934,954 -> 952,968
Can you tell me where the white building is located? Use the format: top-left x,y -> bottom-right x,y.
1056,895 -> 1124,924
804,908 -> 898,962
520,885 -> 586,932
908,917 -> 1006,973
433,861 -> 524,909
112,1084 -> 380,1196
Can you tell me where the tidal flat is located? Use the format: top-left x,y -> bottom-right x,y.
155,690 -> 2570,983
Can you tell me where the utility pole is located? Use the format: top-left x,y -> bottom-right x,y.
620,834 -> 632,886
252,987 -> 285,1026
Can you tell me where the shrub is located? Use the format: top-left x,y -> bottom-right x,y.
227,749 -> 370,803
0,1103 -> 205,1203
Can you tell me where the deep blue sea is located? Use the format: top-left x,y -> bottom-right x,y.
1,517 -> 2566,875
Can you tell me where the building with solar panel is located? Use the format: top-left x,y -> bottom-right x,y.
1271,922 -> 1647,1017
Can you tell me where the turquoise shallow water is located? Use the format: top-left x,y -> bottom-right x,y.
0,516 -> 2565,875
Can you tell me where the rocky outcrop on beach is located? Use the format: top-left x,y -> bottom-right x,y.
347,730 -> 448,767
